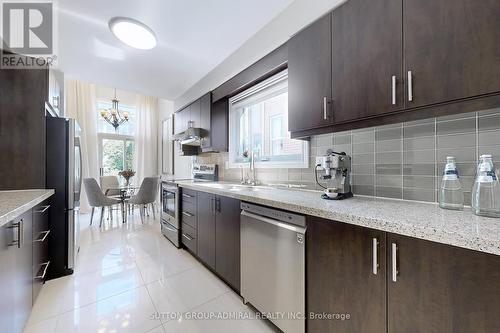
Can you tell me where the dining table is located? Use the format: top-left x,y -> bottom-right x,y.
105,185 -> 139,223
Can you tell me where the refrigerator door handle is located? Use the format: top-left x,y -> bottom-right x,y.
74,137 -> 83,203
67,209 -> 75,269
67,119 -> 75,210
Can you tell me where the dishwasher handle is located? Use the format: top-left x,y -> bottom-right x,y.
241,210 -> 306,234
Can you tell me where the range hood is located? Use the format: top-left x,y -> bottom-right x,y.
173,127 -> 207,147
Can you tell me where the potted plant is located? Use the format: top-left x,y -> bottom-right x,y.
119,170 -> 136,187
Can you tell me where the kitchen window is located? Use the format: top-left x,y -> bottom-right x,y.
228,69 -> 308,168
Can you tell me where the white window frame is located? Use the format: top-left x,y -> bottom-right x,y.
228,69 -> 309,169
98,132 -> 136,176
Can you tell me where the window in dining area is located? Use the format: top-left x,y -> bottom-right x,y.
97,101 -> 136,176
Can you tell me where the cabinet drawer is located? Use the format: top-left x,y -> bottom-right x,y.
181,189 -> 197,204
33,200 -> 50,237
181,201 -> 197,228
32,200 -> 50,302
182,223 -> 197,254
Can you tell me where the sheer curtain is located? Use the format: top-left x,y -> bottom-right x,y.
135,95 -> 159,185
66,80 -> 99,213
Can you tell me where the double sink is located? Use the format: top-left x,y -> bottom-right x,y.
195,183 -> 273,192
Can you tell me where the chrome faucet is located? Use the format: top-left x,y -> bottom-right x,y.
241,151 -> 259,186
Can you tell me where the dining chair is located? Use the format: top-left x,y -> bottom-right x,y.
84,178 -> 120,227
127,177 -> 160,223
100,175 -> 121,197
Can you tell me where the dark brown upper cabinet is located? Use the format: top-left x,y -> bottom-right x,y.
0,63 -> 48,190
307,217 -> 387,333
288,14 -> 333,132
287,0 -> 500,137
174,105 -> 190,134
208,98 -> 228,153
189,98 -> 201,128
387,233 -> 500,333
199,93 -> 212,150
332,0 -> 403,123
174,92 -> 227,153
403,0 -> 500,109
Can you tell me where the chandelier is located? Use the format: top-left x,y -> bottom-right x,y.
99,89 -> 129,130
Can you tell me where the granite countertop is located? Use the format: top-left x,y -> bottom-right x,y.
177,181 -> 500,256
0,189 -> 55,227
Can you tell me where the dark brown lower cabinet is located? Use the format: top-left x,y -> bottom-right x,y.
307,216 -> 500,333
307,217 -> 386,333
388,233 -> 500,333
0,219 -> 16,333
0,210 -> 33,333
197,192 -> 216,270
181,190 -> 241,291
215,196 -> 241,291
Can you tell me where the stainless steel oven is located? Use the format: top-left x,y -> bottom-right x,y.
161,182 -> 180,247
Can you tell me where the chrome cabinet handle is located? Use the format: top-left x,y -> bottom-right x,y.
35,261 -> 50,279
323,97 -> 328,120
34,230 -> 50,242
8,221 -> 21,248
407,71 -> 413,102
182,211 -> 194,217
372,237 -> 379,275
161,223 -> 176,232
20,219 -> 24,246
391,75 -> 397,105
182,233 -> 193,241
216,197 -> 221,213
392,243 -> 398,282
35,205 -> 50,213
182,194 -> 194,198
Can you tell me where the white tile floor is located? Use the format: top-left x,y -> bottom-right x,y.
24,210 -> 277,333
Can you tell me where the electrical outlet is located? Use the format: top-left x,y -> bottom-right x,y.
315,156 -> 324,167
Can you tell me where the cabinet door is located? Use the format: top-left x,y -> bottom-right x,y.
210,99 -> 228,152
197,192 -> 216,269
388,234 -> 500,333
200,93 -> 212,150
332,0 -> 403,123
11,211 -> 33,333
0,221 -> 16,333
307,217 -> 386,333
0,66 -> 47,190
288,14 -> 332,132
215,196 -> 241,291
404,0 -> 500,108
190,99 -> 201,128
174,107 -> 189,134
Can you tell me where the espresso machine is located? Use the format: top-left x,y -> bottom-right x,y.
315,149 -> 353,200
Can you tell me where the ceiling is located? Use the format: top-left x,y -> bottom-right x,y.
57,0 -> 294,100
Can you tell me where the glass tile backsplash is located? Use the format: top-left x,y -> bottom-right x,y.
195,107 -> 500,204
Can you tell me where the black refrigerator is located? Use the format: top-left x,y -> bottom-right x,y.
46,116 -> 82,279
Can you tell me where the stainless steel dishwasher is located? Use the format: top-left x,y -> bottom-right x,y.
240,202 -> 306,333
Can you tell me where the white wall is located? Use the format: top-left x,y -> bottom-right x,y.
157,99 -> 192,178
174,0 -> 346,109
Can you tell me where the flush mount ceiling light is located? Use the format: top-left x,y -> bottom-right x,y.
109,17 -> 157,50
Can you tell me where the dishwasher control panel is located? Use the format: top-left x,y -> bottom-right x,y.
241,202 -> 306,227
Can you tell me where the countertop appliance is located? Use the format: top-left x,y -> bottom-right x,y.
316,149 -> 353,200
46,117 -> 82,278
240,202 -> 306,333
160,164 -> 218,246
